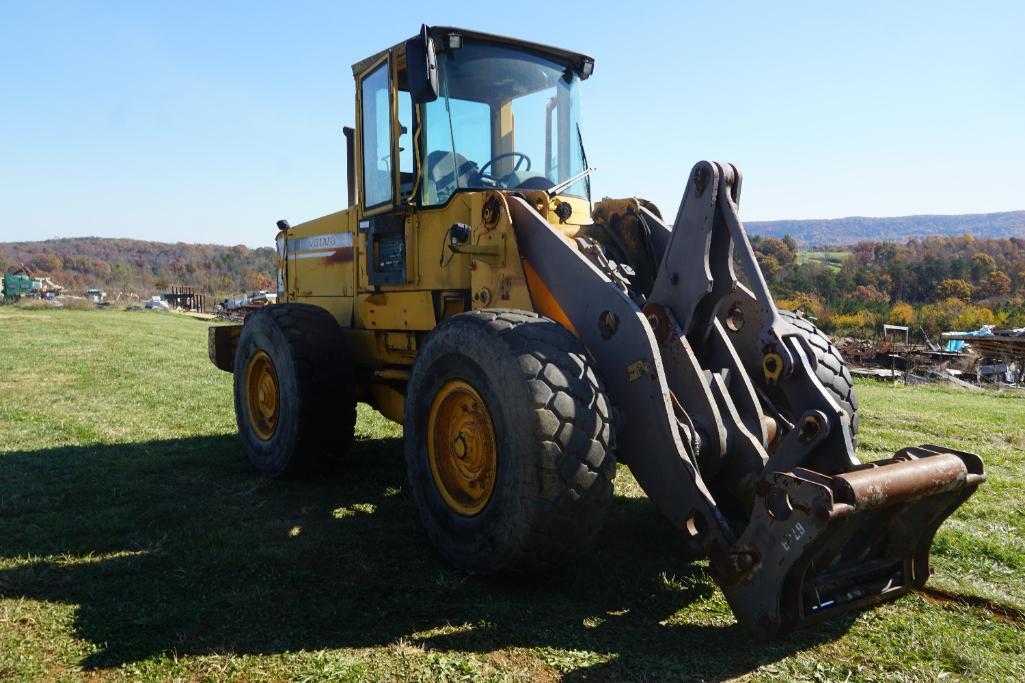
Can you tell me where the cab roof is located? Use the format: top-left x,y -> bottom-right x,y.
351,26 -> 594,80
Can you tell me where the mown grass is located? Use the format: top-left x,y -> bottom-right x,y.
1,307 -> 1023,681
797,251 -> 851,271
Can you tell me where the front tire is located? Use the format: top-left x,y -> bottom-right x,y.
779,309 -> 859,439
404,309 -> 616,574
233,303 -> 356,477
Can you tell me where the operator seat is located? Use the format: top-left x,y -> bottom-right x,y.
513,174 -> 556,191
426,150 -> 479,203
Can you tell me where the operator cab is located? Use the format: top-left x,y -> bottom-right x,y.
351,26 -> 595,213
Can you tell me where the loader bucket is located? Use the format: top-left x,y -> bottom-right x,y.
712,446 -> 985,637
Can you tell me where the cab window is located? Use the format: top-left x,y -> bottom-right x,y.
397,88 -> 415,199
361,62 -> 392,208
423,96 -> 490,205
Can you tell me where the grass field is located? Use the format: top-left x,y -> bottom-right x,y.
1,307 -> 1023,681
796,251 -> 851,271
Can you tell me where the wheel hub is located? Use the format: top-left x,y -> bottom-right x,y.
427,379 -> 497,516
244,350 -> 279,441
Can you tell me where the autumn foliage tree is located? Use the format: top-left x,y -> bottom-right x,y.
936,279 -> 974,301
888,302 -> 915,325
978,270 -> 1011,299
751,235 -> 798,282
852,285 -> 888,304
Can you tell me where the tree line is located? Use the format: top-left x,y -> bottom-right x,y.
751,234 -> 1025,337
0,238 -> 276,300
4,234 -> 1023,338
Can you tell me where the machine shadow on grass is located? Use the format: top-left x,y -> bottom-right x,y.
0,434 -> 850,677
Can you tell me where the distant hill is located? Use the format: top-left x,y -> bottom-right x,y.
746,210 -> 1025,246
6,212 -> 1025,298
0,237 -> 276,299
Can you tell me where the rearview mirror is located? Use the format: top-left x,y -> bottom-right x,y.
405,24 -> 438,104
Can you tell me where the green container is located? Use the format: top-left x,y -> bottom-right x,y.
2,273 -> 33,299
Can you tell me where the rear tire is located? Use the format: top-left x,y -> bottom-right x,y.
404,309 -> 616,574
233,303 -> 356,477
779,309 -> 859,439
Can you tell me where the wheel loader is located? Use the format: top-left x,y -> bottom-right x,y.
209,25 -> 984,637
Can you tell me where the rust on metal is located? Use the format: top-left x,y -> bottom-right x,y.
642,303 -> 672,344
835,453 -> 971,511
625,359 -> 654,382
324,246 -> 355,264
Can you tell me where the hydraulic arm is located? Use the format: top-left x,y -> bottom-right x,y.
510,160 -> 984,636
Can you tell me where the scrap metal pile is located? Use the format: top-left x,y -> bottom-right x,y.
163,285 -> 207,313
2,265 -> 63,301
836,324 -> 1024,389
943,327 -> 1025,385
215,290 -> 278,321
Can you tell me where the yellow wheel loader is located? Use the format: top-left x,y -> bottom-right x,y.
209,25 -> 984,637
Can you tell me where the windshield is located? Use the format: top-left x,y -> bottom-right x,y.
418,40 -> 588,206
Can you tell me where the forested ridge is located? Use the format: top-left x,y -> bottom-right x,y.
0,237 -> 276,298
747,210 -> 1025,246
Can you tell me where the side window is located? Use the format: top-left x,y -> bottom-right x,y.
510,89 -> 557,180
422,96 -> 491,205
397,89 -> 414,198
361,62 -> 392,208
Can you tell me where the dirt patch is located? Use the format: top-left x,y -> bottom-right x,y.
486,649 -> 559,682
0,370 -> 74,393
917,586 -> 1025,625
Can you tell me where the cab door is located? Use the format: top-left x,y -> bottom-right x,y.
356,55 -> 416,292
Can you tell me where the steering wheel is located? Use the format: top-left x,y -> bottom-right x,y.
478,152 -> 531,179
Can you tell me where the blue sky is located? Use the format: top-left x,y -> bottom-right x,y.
1,1 -> 1022,248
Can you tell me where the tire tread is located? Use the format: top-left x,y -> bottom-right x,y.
406,308 -> 616,573
779,309 -> 859,438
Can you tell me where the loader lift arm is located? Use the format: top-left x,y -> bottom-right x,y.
510,160 -> 984,637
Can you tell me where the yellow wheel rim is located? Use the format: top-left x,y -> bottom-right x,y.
427,379 -> 497,516
244,350 -> 279,441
